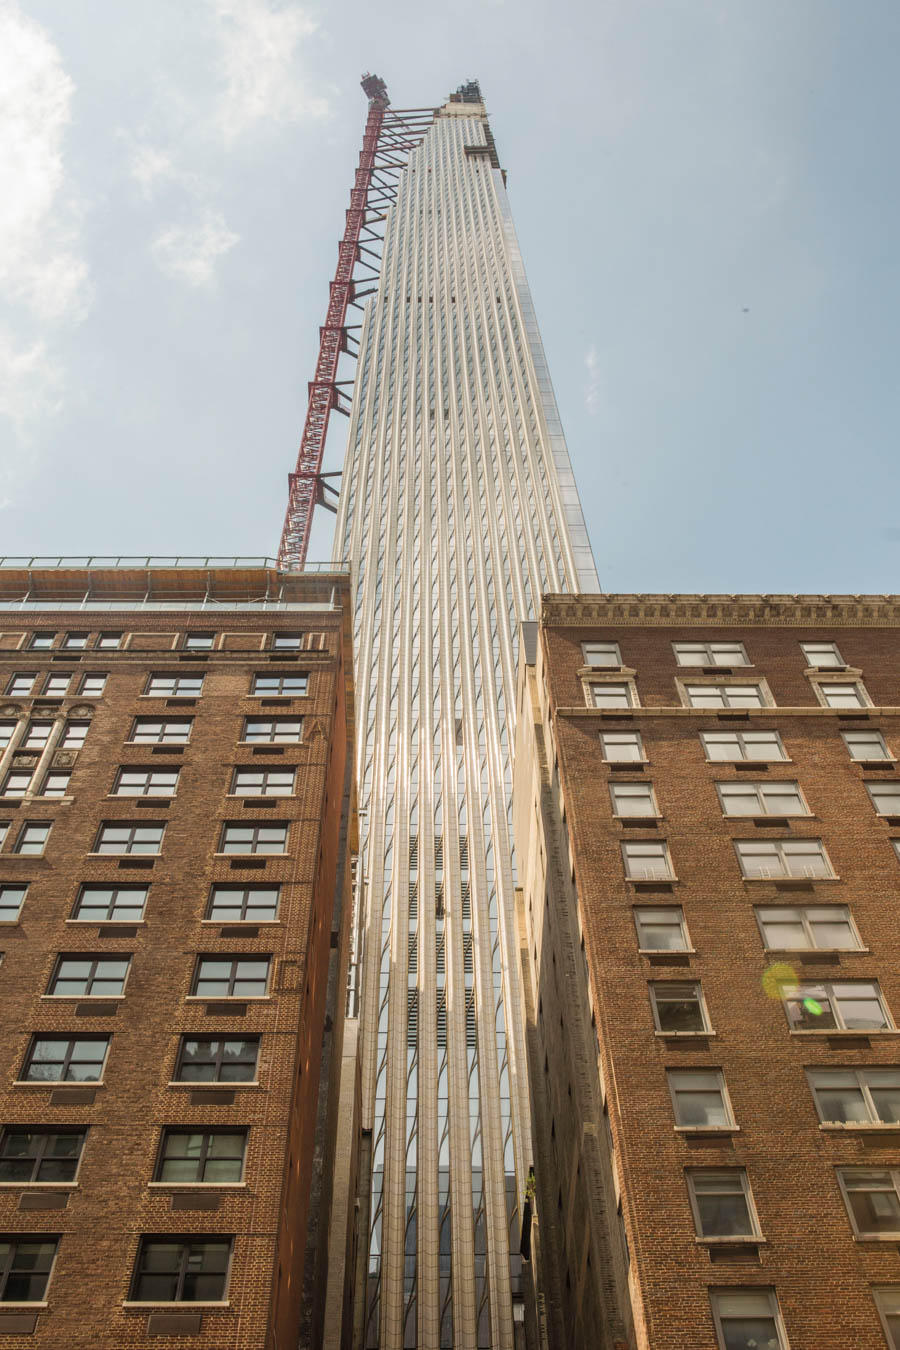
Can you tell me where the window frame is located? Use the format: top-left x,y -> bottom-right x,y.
27,633 -> 55,651
46,954 -> 132,999
6,674 -> 36,697
837,1167 -> 900,1238
587,679 -> 637,710
60,721 -> 89,749
96,632 -> 123,650
183,633 -> 215,651
0,1236 -> 59,1304
20,1034 -> 110,1084
733,837 -> 834,880
581,641 -> 622,668
609,781 -> 659,819
672,641 -> 750,668
685,1167 -> 761,1241
129,1236 -> 233,1305
111,767 -> 180,798
94,822 -> 165,855
755,904 -> 862,953
843,730 -> 892,763
249,673 -> 309,698
0,1127 -> 87,1186
682,681 -> 770,710
781,980 -> 893,1034
599,731 -> 645,763
78,673 -> 107,697
128,718 -> 193,745
42,674 -> 71,696
153,1128 -> 247,1186
21,721 -> 52,750
62,633 -> 88,651
801,641 -> 846,669
621,840 -> 674,881
190,956 -> 272,1000
271,633 -> 304,650
40,772 -> 71,799
145,674 -> 204,699
716,780 -> 810,818
173,1036 -> 260,1085
14,823 -> 51,855
709,1289 -> 788,1350
649,981 -> 712,1035
239,717 -> 303,744
0,885 -> 27,923
71,885 -> 148,923
206,885 -> 281,922
874,1287 -> 900,1348
0,723 -> 15,750
807,1067 -> 900,1127
633,905 -> 690,953
666,1068 -> 735,1131
1,771 -> 33,799
218,824 -> 288,857
813,678 -> 872,710
230,768 -> 295,798
866,782 -> 900,817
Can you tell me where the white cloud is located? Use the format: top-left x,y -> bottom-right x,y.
150,208 -> 240,287
0,0 -> 89,431
127,141 -> 179,198
208,0 -> 330,142
584,344 -> 603,415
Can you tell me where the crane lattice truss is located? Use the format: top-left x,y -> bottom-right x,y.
277,75 -> 435,571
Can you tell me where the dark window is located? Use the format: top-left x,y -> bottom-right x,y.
155,1129 -> 246,1184
175,1037 -> 259,1083
130,719 -> 192,744
650,982 -> 710,1033
22,1035 -> 109,1082
48,955 -> 131,997
15,823 -> 50,855
0,1128 -> 86,1183
207,886 -> 280,921
0,1238 -> 58,1302
231,769 -> 294,797
192,957 -> 270,999
146,675 -> 203,698
79,674 -> 107,697
112,768 -> 179,797
0,886 -> 26,922
131,1237 -> 232,1303
95,823 -> 164,854
184,633 -> 215,650
250,674 -> 308,697
72,885 -> 147,922
240,718 -> 302,743
219,824 -> 287,855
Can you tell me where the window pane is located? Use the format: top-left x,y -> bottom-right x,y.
844,1171 -> 900,1233
810,1071 -> 871,1123
822,682 -> 865,707
670,1072 -> 729,1127
844,732 -> 889,761
635,908 -> 686,951
601,732 -> 643,762
591,683 -> 631,708
758,909 -> 809,950
652,983 -> 706,1032
610,784 -> 656,816
869,1073 -> 900,1124
691,1171 -> 753,1237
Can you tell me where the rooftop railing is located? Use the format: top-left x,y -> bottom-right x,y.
0,556 -> 347,572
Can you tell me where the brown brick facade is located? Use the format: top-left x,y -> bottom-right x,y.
0,566 -> 357,1348
514,596 -> 900,1350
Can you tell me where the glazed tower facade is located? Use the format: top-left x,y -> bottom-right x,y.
333,83 -> 597,1349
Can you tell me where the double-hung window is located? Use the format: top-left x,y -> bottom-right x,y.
686,1169 -> 760,1239
0,1238 -> 58,1303
219,824 -> 287,855
0,724 -> 14,749
43,674 -> 71,696
250,674 -> 308,697
14,823 -> 50,855
600,731 -> 644,762
130,1237 -> 232,1303
154,1129 -> 246,1184
1,771 -> 32,799
72,885 -> 147,922
582,641 -> 622,667
6,674 -> 36,696
867,783 -> 900,817
621,840 -> 673,880
589,682 -> 635,709
756,905 -> 861,951
685,683 -> 766,709
717,781 -> 808,817
709,1291 -> 787,1350
21,1035 -> 109,1082
875,1289 -> 900,1349
609,782 -> 658,818
61,721 -> 89,749
673,641 -> 749,668
28,633 -> 55,651
816,680 -> 870,709
667,1069 -> 734,1128
191,956 -> 271,999
634,906 -> 689,951
801,641 -> 845,668
41,772 -> 70,798
838,1168 -> 900,1236
0,886 -> 27,922
95,823 -> 164,855
79,674 -> 107,697
781,980 -> 891,1032
649,982 -> 711,1034
231,769 -> 294,797
47,955 -> 131,997
22,721 -> 52,750
734,838 -> 833,879
146,675 -> 203,698
0,1128 -> 86,1184
130,719 -> 192,745
97,632 -> 122,649
271,633 -> 303,650
844,730 -> 892,762
241,718 -> 302,744
808,1068 -> 900,1125
206,886 -> 280,922
174,1036 -> 259,1083
184,633 -> 214,651
113,768 -> 179,797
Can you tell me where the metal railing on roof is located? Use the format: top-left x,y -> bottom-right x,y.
0,556 -> 347,572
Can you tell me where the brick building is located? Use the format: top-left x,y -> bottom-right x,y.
513,594 -> 900,1350
0,559 -> 358,1348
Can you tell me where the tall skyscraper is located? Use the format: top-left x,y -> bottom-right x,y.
330,80 -> 598,1349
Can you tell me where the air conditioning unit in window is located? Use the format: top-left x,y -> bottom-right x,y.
800,866 -> 824,878
750,868 -> 777,879
632,868 -> 667,881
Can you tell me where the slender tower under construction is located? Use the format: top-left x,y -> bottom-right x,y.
283,76 -> 597,1350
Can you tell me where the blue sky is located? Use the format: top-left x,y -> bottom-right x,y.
1,0 -> 898,592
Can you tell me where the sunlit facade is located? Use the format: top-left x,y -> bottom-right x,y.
334,82 -> 597,1349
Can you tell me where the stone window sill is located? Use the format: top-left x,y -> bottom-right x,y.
696,1236 -> 765,1246
184,996 -> 272,1003
654,1030 -> 715,1039
40,995 -> 126,1002
674,1126 -> 739,1136
122,1302 -> 230,1309
166,1081 -> 261,1089
819,1122 -> 900,1132
147,1182 -> 247,1190
789,1028 -> 900,1037
212,853 -> 287,860
12,1080 -> 105,1088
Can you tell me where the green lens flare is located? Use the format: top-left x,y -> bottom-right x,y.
802,997 -> 823,1016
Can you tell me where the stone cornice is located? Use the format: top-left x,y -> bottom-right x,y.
541,594 -> 900,629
